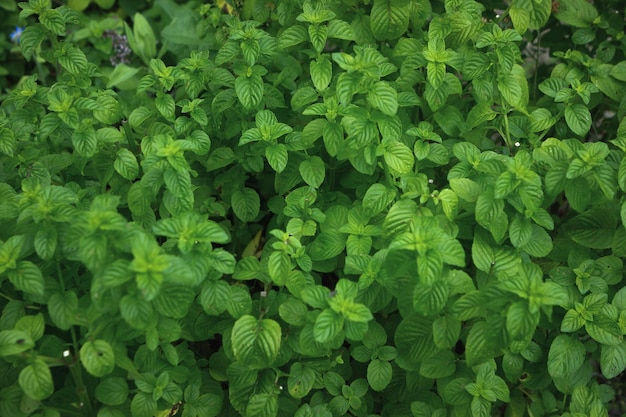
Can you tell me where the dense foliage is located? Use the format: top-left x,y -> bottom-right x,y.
2,0 -> 626,416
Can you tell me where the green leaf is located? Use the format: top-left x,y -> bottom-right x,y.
413,281 -> 448,315
565,103 -> 592,136
200,279 -> 231,316
268,251 -> 291,286
120,294 -> 153,329
370,0 -> 411,41
506,301 -> 539,342
368,81 -> 398,116
231,188 -> 260,222
114,148 -> 139,180
308,231 -> 346,261
554,0 -> 598,27
72,125 -> 97,157
288,362 -> 316,399
131,392 -> 157,417
367,359 -> 393,391
0,127 -> 16,156
95,377 -> 129,406
497,65 -> 528,111
265,143 -> 288,173
18,359 -> 53,400
80,339 -> 116,377
420,350 -> 456,379
231,315 -> 281,368
308,24 -> 328,54
363,183 -> 396,216
153,285 -> 194,319
8,260 -> 44,296
384,142 -> 414,175
548,335 -> 586,379
518,225 -> 553,257
310,56 -> 332,91
155,92 -> 175,121
235,73 -> 264,110
40,9 -> 66,36
449,178 -> 481,202
586,314 -> 623,346
246,393 -> 278,417
14,313 -> 44,342
279,25 -> 308,49
48,291 -> 78,330
466,321 -> 496,367
299,156 -> 325,188
395,314 -> 436,368
600,342 -> 626,379
314,309 -> 344,343
0,330 -> 34,357
510,0 -> 551,32
432,315 -> 461,350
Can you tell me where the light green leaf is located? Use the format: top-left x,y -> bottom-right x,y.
235,74 -> 264,110
449,178 -> 481,202
565,103 -> 592,136
0,330 -> 34,357
310,57 -> 332,91
120,294 -> 153,329
368,81 -> 398,116
600,342 -> 626,379
308,231 -> 346,261
586,314 -> 623,346
555,0 -> 598,27
80,339 -> 116,377
368,359 -> 393,391
370,0 -> 411,41
299,156 -> 325,188
95,377 -> 129,406
518,225 -> 553,257
155,92 -> 175,121
314,309 -> 344,343
265,143 -> 288,173
231,315 -> 281,368
279,25 -> 308,49
114,148 -> 139,180
131,392 -> 157,417
433,315 -> 461,349
497,65 -> 528,111
384,142 -> 414,175
363,183 -> 396,216
548,335 -> 586,379
246,393 -> 278,417
200,279 -> 231,316
308,24 -> 328,54
48,291 -> 78,330
510,0 -> 551,31
268,251 -> 291,286
288,362 -> 316,399
8,260 -> 44,296
19,359 -> 53,400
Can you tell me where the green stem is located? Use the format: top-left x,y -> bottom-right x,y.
382,159 -> 395,189
68,360 -> 94,416
502,109 -> 513,150
0,292 -> 13,302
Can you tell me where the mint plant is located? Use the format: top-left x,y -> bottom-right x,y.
2,0 -> 626,416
